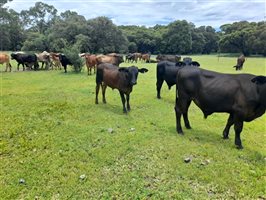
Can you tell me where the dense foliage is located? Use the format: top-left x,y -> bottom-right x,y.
1,1 -> 265,55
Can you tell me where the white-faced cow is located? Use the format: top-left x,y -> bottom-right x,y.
175,66 -> 266,149
95,63 -> 148,113
156,60 -> 200,99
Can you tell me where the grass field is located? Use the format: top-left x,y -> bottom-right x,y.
1,55 -> 266,199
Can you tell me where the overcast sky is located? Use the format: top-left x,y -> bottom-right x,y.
5,0 -> 266,29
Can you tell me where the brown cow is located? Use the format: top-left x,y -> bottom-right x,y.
95,63 -> 148,113
50,52 -> 62,70
96,54 -> 124,66
81,53 -> 97,75
141,54 -> 150,63
134,53 -> 142,62
233,54 -> 245,70
0,53 -> 12,72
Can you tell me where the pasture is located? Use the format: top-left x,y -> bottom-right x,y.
1,55 -> 265,199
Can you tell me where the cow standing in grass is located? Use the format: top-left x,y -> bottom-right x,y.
80,53 -> 97,75
156,60 -> 200,99
11,53 -> 39,71
175,66 -> 266,149
0,53 -> 12,72
233,54 -> 245,70
95,63 -> 148,113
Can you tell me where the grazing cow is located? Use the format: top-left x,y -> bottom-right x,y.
233,54 -> 245,70
36,51 -> 51,70
0,53 -> 12,72
156,54 -> 181,63
175,67 -> 266,149
141,54 -> 150,63
156,60 -> 200,99
125,53 -> 137,63
134,53 -> 142,62
95,63 -> 148,113
96,54 -> 124,66
58,54 -> 72,73
49,52 -> 62,70
11,53 -> 39,71
81,53 -> 97,75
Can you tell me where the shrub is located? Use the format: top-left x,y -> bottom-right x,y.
62,46 -> 84,72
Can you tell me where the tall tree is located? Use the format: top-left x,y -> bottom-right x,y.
20,2 -> 57,34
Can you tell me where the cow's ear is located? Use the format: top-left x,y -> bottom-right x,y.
251,76 -> 266,84
138,68 -> 148,73
176,61 -> 185,66
191,61 -> 200,67
118,67 -> 129,72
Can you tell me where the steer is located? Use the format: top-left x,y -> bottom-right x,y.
156,60 -> 200,99
58,54 -> 72,73
0,53 -> 12,72
175,67 -> 266,149
11,53 -> 39,71
95,63 -> 148,113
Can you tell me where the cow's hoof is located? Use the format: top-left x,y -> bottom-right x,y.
103,100 -> 106,104
185,125 -> 191,129
236,145 -> 243,150
223,135 -> 229,139
95,101 -> 98,104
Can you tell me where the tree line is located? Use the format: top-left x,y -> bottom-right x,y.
1,1 -> 266,56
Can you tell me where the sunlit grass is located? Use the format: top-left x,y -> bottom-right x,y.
1,55 -> 265,199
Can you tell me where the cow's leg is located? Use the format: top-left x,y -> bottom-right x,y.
93,66 -> 96,74
64,65 -> 67,73
234,120 -> 243,149
223,114 -> 234,139
126,94 -> 130,111
8,63 -> 12,72
5,63 -> 8,72
156,79 -> 164,99
87,65 -> 89,75
22,64 -> 25,71
102,84 -> 107,104
183,100 -> 192,129
95,83 -> 100,104
119,91 -> 127,113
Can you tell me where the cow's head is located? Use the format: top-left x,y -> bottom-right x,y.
114,55 -> 124,65
252,76 -> 266,107
119,66 -> 148,86
176,61 -> 200,67
10,53 -> 17,60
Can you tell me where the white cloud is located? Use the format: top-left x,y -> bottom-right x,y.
5,0 -> 265,28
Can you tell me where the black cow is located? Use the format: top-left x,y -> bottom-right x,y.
11,53 -> 39,71
156,54 -> 181,62
175,67 -> 266,149
95,63 -> 148,113
125,53 -> 137,63
59,54 -> 72,73
156,60 -> 200,99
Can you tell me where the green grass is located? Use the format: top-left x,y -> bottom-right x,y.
1,55 -> 266,199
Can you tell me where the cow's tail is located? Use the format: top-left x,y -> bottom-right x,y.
96,68 -> 103,84
156,62 -> 165,80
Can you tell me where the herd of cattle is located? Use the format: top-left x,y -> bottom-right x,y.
1,51 -> 265,149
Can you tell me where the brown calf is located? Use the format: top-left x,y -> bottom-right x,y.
95,63 -> 148,113
0,53 -> 12,72
81,54 -> 97,75
141,54 -> 150,63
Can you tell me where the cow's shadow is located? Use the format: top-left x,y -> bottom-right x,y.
96,102 -> 132,116
168,125 -> 264,155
